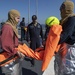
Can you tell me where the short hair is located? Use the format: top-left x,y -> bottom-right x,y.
32,15 -> 37,20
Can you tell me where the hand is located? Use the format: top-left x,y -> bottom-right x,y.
18,41 -> 23,45
17,51 -> 25,59
40,44 -> 44,47
20,52 -> 25,59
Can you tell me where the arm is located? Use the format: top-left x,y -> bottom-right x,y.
44,25 -> 50,41
40,25 -> 44,41
1,25 -> 17,56
27,25 -> 30,42
59,17 -> 75,44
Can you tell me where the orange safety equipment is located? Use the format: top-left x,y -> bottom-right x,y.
0,44 -> 44,66
16,25 -> 62,71
16,44 -> 44,60
42,25 -> 62,71
0,25 -> 62,70
0,52 -> 17,66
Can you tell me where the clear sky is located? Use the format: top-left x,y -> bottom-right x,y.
0,0 -> 75,25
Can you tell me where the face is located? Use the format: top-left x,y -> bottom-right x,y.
60,4 -> 66,18
15,17 -> 20,23
32,19 -> 37,24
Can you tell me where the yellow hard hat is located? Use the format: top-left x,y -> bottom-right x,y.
45,16 -> 60,27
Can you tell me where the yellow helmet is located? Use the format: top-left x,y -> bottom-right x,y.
45,16 -> 60,27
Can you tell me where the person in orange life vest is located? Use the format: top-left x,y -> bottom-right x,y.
0,9 -> 25,75
16,16 -> 62,71
54,1 -> 75,75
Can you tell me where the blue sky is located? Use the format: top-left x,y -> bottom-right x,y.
0,0 -> 75,24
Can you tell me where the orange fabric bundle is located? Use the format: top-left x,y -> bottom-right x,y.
0,25 -> 62,70
0,52 -> 17,66
0,43 -> 44,66
17,44 -> 44,60
42,25 -> 62,71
